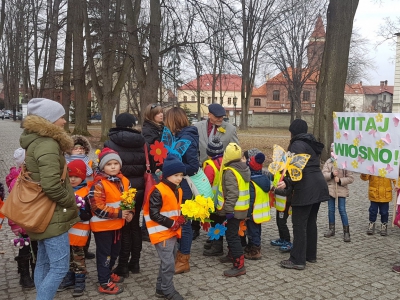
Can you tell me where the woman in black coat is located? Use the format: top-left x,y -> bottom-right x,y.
278,119 -> 329,270
104,112 -> 146,277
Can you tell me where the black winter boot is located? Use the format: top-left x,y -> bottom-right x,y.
15,255 -> 35,289
343,225 -> 351,242
57,271 -> 75,291
324,223 -> 335,237
203,239 -> 223,256
223,255 -> 246,277
72,273 -> 86,297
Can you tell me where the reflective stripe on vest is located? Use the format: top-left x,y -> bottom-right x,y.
142,182 -> 182,245
90,177 -> 128,232
275,194 -> 287,212
251,181 -> 271,224
217,167 -> 250,211
68,221 -> 90,246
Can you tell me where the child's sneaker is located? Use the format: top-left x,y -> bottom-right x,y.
98,281 -> 123,295
270,238 -> 285,247
110,273 -> 124,283
279,241 -> 292,253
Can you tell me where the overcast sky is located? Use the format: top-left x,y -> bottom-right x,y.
354,0 -> 399,86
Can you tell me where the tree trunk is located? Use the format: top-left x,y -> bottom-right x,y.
62,0 -> 73,132
314,0 -> 359,161
72,0 -> 90,136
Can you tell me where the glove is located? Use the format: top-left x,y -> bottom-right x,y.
170,221 -> 181,231
226,213 -> 234,220
176,215 -> 186,225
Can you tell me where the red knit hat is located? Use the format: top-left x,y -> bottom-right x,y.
98,147 -> 122,170
248,153 -> 265,171
68,159 -> 87,181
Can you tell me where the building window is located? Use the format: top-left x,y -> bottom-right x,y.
273,90 -> 280,101
191,95 -> 195,101
207,97 -> 211,104
303,91 -> 310,101
228,97 -> 232,105
383,95 -> 387,101
214,97 -> 218,103
183,96 -> 187,101
201,97 -> 204,104
254,98 -> 261,106
220,97 -> 223,105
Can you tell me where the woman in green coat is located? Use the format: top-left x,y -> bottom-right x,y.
20,98 -> 79,300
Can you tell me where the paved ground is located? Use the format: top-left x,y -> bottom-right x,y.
0,119 -> 399,300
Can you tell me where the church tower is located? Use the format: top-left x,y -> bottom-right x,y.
307,15 -> 326,69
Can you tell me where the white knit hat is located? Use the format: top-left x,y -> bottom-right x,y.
14,148 -> 25,167
27,98 -> 65,123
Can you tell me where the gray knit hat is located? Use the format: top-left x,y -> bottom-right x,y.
244,148 -> 261,160
206,136 -> 224,157
98,148 -> 122,171
27,98 -> 65,123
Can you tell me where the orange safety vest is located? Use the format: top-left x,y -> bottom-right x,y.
89,177 -> 129,232
0,199 -> 4,229
69,186 -> 91,247
143,182 -> 182,245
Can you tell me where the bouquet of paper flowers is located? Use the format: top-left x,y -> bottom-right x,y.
180,195 -> 215,223
120,188 -> 137,210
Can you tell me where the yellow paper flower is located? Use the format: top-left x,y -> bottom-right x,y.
351,160 -> 358,169
375,113 -> 383,122
336,131 -> 341,139
120,188 -> 137,210
376,140 -> 385,149
217,127 -> 226,133
333,112 -> 337,119
378,168 -> 387,177
353,138 -> 359,147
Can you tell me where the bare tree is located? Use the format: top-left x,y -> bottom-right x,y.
314,0 -> 359,161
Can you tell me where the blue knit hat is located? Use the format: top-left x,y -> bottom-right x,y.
162,154 -> 186,178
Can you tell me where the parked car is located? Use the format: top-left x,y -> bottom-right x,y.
15,111 -> 23,120
0,111 -> 4,119
90,113 -> 101,120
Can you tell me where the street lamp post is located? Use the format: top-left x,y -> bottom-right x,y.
233,96 -> 237,126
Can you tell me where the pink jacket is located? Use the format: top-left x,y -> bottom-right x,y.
6,167 -> 26,236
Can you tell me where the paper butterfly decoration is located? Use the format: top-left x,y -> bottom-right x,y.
381,133 -> 391,145
333,121 -> 338,131
160,127 -> 191,160
267,144 -> 310,181
342,161 -> 347,169
368,129 -> 377,138
356,132 -> 362,141
357,156 -> 365,164
366,164 -> 375,174
343,132 -> 349,140
386,164 -> 394,173
393,117 -> 400,127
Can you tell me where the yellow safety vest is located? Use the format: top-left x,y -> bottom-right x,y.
203,159 -> 221,205
251,181 -> 271,224
275,194 -> 287,212
217,167 -> 250,211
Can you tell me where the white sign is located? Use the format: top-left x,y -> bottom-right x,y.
333,112 -> 400,179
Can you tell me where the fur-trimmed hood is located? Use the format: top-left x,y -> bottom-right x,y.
67,135 -> 91,154
20,115 -> 73,152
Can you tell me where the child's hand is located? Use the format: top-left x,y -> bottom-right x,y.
170,221 -> 181,231
121,210 -> 131,220
125,212 -> 134,223
334,176 -> 340,183
277,181 -> 286,190
332,169 -> 339,177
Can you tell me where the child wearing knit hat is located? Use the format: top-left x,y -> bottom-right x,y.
88,148 -> 133,295
202,137 -> 226,256
244,151 -> 271,260
66,135 -> 94,179
58,159 -> 92,296
216,143 -> 250,277
5,148 -> 38,289
142,154 -> 186,300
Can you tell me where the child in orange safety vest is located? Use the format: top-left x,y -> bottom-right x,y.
88,148 -> 133,295
143,154 -> 186,300
57,159 -> 92,297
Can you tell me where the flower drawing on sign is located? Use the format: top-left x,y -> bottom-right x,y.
375,113 -> 383,122
336,131 -> 341,139
333,112 -> 337,119
353,138 -> 360,147
150,140 -> 168,164
351,160 -> 358,169
376,140 -> 385,149
378,168 -> 387,178
217,126 -> 226,134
